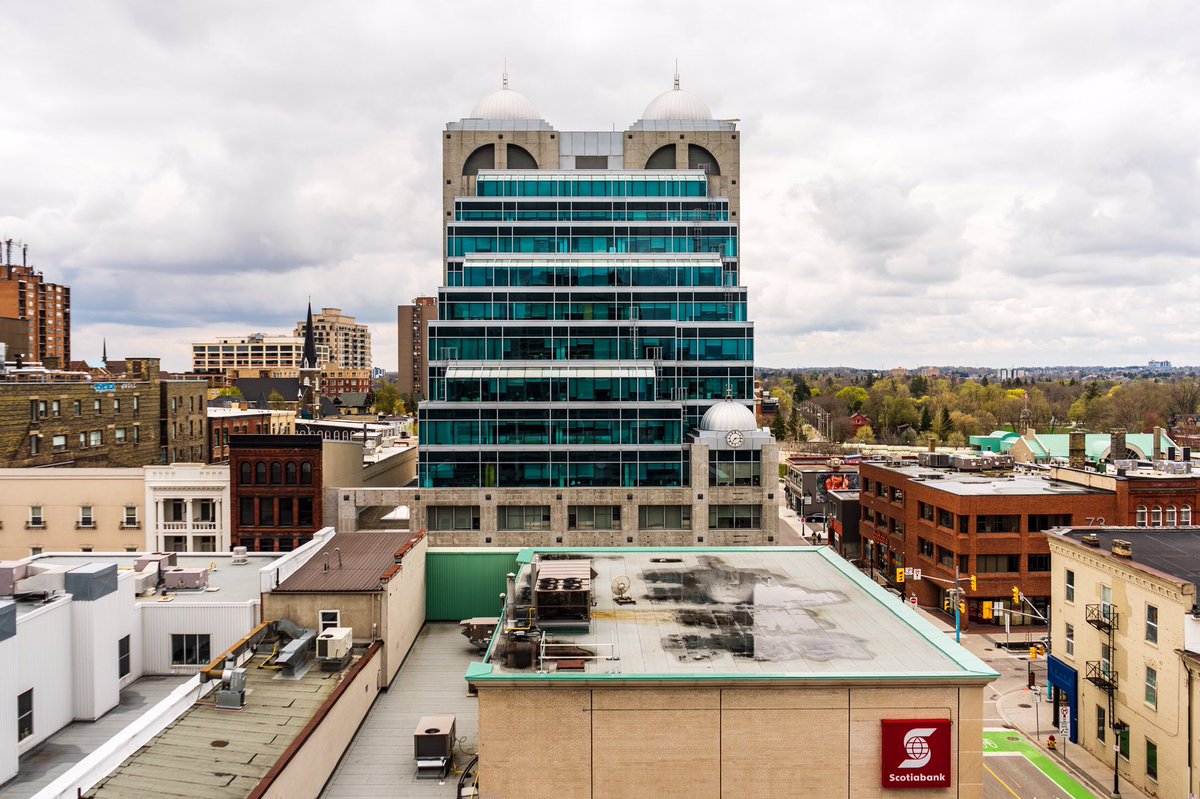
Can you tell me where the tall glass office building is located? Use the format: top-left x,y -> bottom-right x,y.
419,76 -> 755,490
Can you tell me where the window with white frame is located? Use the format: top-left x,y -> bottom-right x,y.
1151,506 -> 1163,526
1166,506 -> 1177,526
1101,584 -> 1113,621
1184,505 -> 1194,526
124,506 -> 138,527
170,633 -> 211,666
89,430 -> 102,447
1065,623 -> 1074,657
29,506 -> 44,527
1145,666 -> 1157,708
1065,569 -> 1075,602
319,610 -> 340,631
52,434 -> 67,452
1136,505 -> 1148,526
115,428 -> 126,444
1146,604 -> 1158,644
79,506 -> 94,527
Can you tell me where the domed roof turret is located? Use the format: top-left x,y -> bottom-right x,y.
641,72 -> 713,121
470,72 -> 540,120
700,399 -> 757,432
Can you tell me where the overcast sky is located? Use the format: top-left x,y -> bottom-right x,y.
2,1 -> 1198,372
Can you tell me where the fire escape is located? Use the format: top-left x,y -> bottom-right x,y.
1083,603 -> 1118,724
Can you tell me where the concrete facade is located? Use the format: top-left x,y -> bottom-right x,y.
143,463 -> 231,553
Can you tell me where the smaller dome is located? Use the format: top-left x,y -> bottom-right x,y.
641,73 -> 712,121
700,400 -> 757,432
471,82 -> 540,120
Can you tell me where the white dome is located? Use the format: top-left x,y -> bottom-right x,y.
641,82 -> 712,121
471,87 -> 540,120
700,400 -> 757,432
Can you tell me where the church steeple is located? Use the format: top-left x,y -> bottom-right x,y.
301,302 -> 318,370
102,338 -> 108,367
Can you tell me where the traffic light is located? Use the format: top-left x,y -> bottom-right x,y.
970,575 -> 977,592
943,597 -> 951,612
982,601 -> 993,620
896,567 -> 905,583
1012,586 -> 1021,605
1029,646 -> 1038,660
959,601 -> 966,615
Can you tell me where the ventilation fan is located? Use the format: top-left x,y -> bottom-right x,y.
611,575 -> 636,605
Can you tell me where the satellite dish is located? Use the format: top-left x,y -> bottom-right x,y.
611,576 -> 630,598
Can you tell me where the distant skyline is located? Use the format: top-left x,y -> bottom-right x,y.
2,1 -> 1198,372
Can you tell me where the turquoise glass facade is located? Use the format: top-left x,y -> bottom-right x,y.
419,169 -> 753,489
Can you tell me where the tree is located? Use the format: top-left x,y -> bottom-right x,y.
770,413 -> 789,442
789,405 -> 805,441
908,375 -> 929,398
267,390 -> 288,410
836,386 -> 869,413
919,405 -> 932,432
853,424 -> 875,444
216,386 -> 243,400
792,375 -> 811,403
374,381 -> 401,416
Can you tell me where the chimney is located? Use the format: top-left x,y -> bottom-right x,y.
1109,428 -> 1127,465
927,436 -> 936,453
505,572 -> 517,623
1068,431 -> 1086,469
1168,446 -> 1177,462
1025,428 -> 1037,439
1153,426 -> 1164,460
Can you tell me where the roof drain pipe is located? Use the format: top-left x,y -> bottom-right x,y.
505,572 -> 517,625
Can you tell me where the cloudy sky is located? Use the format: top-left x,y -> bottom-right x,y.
2,1 -> 1198,371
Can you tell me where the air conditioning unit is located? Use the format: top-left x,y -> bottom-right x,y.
231,546 -> 248,565
163,568 -> 209,590
316,627 -> 353,670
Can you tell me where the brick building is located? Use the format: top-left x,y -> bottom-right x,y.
206,406 -> 272,463
0,250 -> 70,365
229,435 -> 323,552
0,357 -> 206,468
396,296 -> 436,403
858,449 -> 1200,627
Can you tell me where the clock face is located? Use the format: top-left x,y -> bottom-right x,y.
726,430 -> 744,448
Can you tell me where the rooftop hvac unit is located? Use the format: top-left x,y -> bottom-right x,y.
414,714 -> 456,780
163,568 -> 209,590
215,668 -> 247,710
231,546 -> 248,565
918,452 -> 950,468
14,567 -> 68,595
316,627 -> 353,671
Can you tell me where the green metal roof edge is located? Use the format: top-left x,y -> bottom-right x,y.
464,665 -> 995,684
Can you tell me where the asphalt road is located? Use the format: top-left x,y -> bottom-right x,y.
984,753 -> 1090,799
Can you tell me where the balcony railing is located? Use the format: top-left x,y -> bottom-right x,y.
1084,661 -> 1118,693
1085,604 -> 1117,633
160,521 -> 218,531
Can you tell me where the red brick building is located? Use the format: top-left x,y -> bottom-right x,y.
207,407 -> 272,463
858,457 -> 1200,627
0,251 -> 70,366
229,435 -> 322,552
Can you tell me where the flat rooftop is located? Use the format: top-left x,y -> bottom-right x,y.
865,463 -> 1104,497
86,651 -> 345,799
1052,526 -> 1200,587
470,547 -> 997,684
33,553 -> 280,604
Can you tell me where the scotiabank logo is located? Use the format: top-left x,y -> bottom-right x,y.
881,719 -> 952,789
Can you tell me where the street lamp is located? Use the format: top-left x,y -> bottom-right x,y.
1112,720 -> 1127,798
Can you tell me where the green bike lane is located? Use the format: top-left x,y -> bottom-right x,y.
983,730 -> 1096,799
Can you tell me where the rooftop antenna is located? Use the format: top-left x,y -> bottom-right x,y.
673,58 -> 680,90
502,58 -> 509,89
724,381 -> 733,401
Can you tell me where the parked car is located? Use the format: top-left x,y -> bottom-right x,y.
803,512 -> 827,524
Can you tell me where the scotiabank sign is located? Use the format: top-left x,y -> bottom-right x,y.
880,719 -> 952,789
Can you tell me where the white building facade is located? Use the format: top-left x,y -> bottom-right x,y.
143,464 -> 232,552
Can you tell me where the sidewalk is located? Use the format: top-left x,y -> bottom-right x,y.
916,606 -> 1153,799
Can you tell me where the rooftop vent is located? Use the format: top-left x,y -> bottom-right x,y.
1111,539 -> 1133,558
1080,534 -> 1101,547
231,546 -> 248,565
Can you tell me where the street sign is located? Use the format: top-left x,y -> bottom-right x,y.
902,567 -> 922,580
1059,707 -> 1070,736
909,595 -> 918,609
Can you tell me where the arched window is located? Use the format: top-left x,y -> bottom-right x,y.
1136,505 -> 1148,526
506,144 -> 537,169
687,144 -> 721,175
1151,506 -> 1162,526
1166,506 -> 1177,526
255,462 -> 267,484
1183,505 -> 1193,526
300,462 -> 313,485
645,144 -> 676,170
270,462 -> 283,485
240,462 -> 252,484
462,144 -> 495,176
286,462 -> 297,484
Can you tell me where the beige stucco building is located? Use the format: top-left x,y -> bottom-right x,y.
0,468 -> 145,557
1047,527 -> 1200,799
467,547 -> 996,799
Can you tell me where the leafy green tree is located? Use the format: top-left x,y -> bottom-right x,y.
216,386 -> 243,400
792,375 -> 811,403
853,424 -> 875,443
374,381 -> 401,416
836,386 -> 869,413
908,375 -> 929,398
267,390 -> 288,410
919,405 -> 932,431
770,413 -> 789,442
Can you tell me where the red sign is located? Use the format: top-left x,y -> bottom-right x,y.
880,719 -> 952,789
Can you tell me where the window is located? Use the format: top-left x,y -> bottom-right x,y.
286,462 -> 297,484
1146,739 -> 1157,781
132,396 -> 139,415
708,504 -> 762,529
976,514 -> 1020,533
278,499 -> 294,526
52,434 -> 67,452
29,506 -> 44,528
123,506 -> 138,527
1183,505 -> 1193,526
132,426 -> 140,444
1028,514 -> 1073,531
1166,506 -> 1177,526
1096,706 -> 1106,742
79,506 -> 94,528
50,400 -> 60,417
300,462 -> 313,484
94,398 -> 101,415
1101,584 -> 1113,621
73,400 -> 81,416
918,502 -> 934,522
115,428 -> 126,444
17,689 -> 33,742
165,498 -> 185,523
1146,604 -> 1158,644
240,462 -> 252,484
239,497 -> 254,526
1101,642 -> 1112,677
170,633 -> 211,666
118,636 -> 131,678
918,537 -> 934,558
30,400 -> 46,420
319,610 -> 340,631
113,398 -> 121,414
1136,505 -> 1148,526
958,554 -> 969,573
1145,666 -> 1157,708
937,508 -> 954,529
1118,724 -> 1129,760
255,462 -> 267,484
1065,569 -> 1075,602
428,506 -> 481,531
638,505 -> 691,530
270,462 -> 283,484
936,546 -> 955,569
90,430 -> 102,447
259,500 -> 274,526
29,435 -> 38,456
297,497 -> 313,526
977,554 -> 1021,573
568,505 -> 621,530
1027,554 -> 1051,571
1151,506 -> 1162,526
1065,623 -> 1074,657
498,505 -> 551,531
